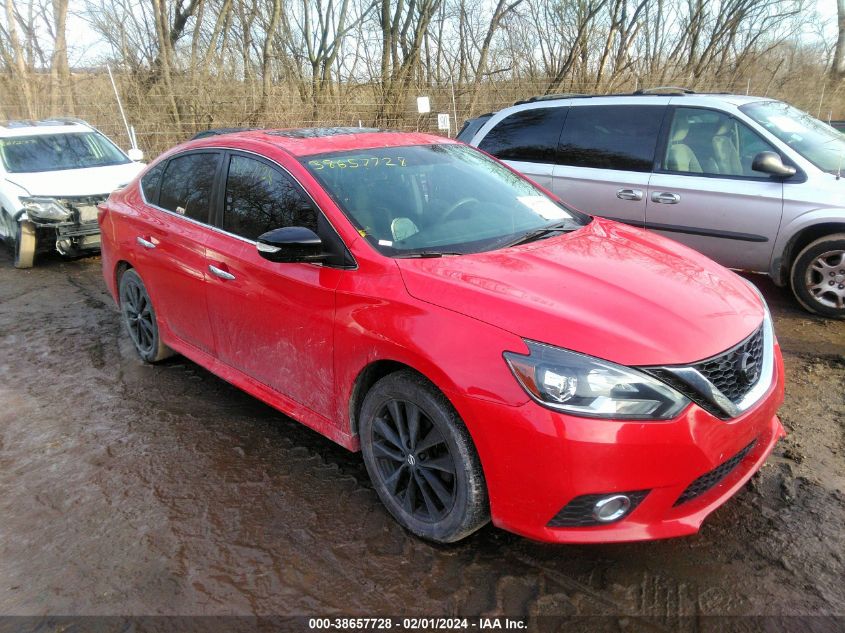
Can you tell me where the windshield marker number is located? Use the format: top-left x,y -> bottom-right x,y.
309,156 -> 406,170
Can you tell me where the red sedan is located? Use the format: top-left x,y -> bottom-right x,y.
99,128 -> 785,543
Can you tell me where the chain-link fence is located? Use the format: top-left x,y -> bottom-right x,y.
2,71 -> 843,158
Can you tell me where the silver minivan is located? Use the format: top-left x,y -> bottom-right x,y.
459,91 -> 845,318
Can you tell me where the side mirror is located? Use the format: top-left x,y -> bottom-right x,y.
257,226 -> 326,263
752,151 -> 796,178
127,148 -> 144,162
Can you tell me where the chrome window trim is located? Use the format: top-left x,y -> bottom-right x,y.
137,146 -> 357,268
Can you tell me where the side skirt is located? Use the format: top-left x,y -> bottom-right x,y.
162,333 -> 360,452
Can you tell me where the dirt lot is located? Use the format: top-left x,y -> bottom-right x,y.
0,249 -> 843,625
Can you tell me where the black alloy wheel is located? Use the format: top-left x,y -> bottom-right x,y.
119,268 -> 172,362
372,398 -> 457,522
360,370 -> 489,543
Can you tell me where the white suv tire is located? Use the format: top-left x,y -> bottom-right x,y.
13,220 -> 36,269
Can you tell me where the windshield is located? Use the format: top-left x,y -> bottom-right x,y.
740,101 -> 845,175
0,132 -> 130,173
302,144 -> 587,256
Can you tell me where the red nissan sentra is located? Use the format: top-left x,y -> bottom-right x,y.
99,128 -> 785,543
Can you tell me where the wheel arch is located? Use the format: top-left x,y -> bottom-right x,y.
112,260 -> 134,304
348,359 -> 452,440
773,220 -> 845,286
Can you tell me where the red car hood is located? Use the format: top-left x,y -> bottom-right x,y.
396,218 -> 765,366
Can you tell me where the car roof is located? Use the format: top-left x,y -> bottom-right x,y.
181,128 -> 456,157
0,119 -> 95,138
486,92 -> 777,115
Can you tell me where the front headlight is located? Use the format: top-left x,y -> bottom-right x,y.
20,197 -> 71,222
504,341 -> 690,420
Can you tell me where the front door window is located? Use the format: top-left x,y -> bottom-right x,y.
223,155 -> 318,240
662,108 -> 778,178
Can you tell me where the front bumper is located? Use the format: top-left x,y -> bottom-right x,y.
25,219 -> 101,255
455,344 -> 786,543
18,194 -> 105,254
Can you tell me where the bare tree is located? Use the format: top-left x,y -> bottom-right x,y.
49,0 -> 73,113
0,0 -> 36,117
466,0 -> 525,110
833,0 -> 845,79
377,0 -> 443,123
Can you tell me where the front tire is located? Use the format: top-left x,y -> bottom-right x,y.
119,268 -> 173,362
359,370 -> 489,543
13,220 -> 36,269
790,233 -> 845,319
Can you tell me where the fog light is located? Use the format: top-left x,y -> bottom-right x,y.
592,494 -> 631,522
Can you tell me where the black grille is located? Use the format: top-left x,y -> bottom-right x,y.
692,326 -> 764,403
548,490 -> 649,527
674,440 -> 757,506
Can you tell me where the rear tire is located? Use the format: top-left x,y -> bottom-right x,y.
359,370 -> 489,543
790,233 -> 845,319
13,220 -> 36,269
118,268 -> 174,362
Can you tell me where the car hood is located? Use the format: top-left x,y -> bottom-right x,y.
396,218 -> 765,366
4,162 -> 144,198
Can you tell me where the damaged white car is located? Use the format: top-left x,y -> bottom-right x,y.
0,118 -> 144,268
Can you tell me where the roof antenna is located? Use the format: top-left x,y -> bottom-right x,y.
107,64 -> 137,152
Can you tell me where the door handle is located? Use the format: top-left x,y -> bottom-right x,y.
208,264 -> 236,281
136,236 -> 156,249
616,188 -> 643,201
651,192 -> 681,204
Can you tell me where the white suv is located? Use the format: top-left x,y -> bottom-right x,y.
0,119 -> 144,268
459,91 -> 845,318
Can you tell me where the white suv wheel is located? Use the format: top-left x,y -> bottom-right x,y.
13,220 -> 36,269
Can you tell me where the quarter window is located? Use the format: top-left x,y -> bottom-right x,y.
558,105 -> 664,172
223,155 -> 318,241
478,107 -> 567,163
140,162 -> 164,204
662,107 -> 778,177
158,152 -> 220,223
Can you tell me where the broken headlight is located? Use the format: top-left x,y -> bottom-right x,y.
21,197 -> 71,222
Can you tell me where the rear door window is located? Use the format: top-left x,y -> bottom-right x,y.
478,107 -> 567,163
558,105 -> 665,172
140,162 -> 164,204
158,152 -> 221,223
222,154 -> 318,241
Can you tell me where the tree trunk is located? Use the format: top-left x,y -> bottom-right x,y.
4,0 -> 35,118
260,0 -> 283,119
467,0 -> 526,112
50,0 -> 73,115
833,0 -> 845,80
150,0 -> 182,126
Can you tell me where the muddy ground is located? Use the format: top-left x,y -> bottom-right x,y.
0,248 -> 843,626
